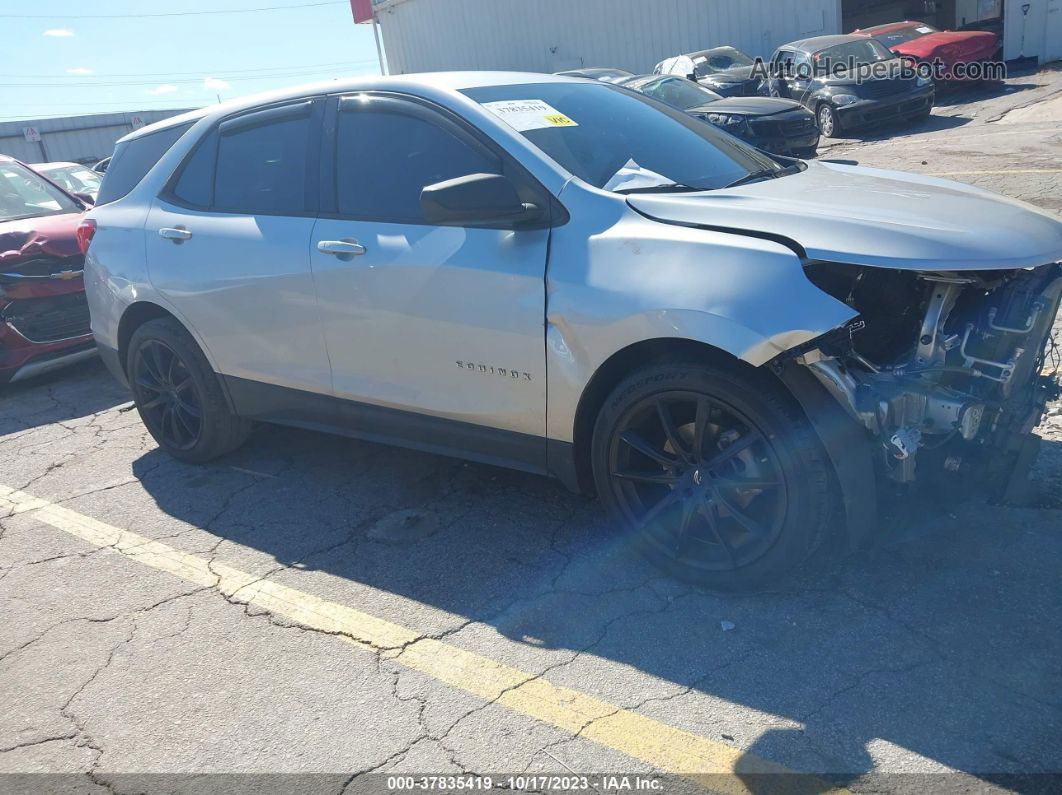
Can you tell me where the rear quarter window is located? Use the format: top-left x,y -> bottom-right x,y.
95,122 -> 192,205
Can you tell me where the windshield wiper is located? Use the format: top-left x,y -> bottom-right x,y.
615,182 -> 704,195
723,163 -> 802,189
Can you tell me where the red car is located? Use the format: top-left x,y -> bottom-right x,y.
0,155 -> 96,385
853,21 -> 1000,82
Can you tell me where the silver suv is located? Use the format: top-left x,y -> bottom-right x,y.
84,73 -> 1062,589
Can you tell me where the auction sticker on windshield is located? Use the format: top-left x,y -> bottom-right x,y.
483,99 -> 578,131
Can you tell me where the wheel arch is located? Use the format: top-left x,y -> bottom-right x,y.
117,301 -> 177,375
567,337 -> 744,494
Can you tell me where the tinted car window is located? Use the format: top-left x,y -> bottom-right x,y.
214,115 -> 311,214
336,107 -> 499,222
95,123 -> 191,205
637,77 -> 722,110
171,130 -> 218,208
463,82 -> 778,192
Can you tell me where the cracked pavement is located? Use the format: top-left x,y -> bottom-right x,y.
2,67 -> 1062,794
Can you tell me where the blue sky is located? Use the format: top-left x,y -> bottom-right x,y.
0,1 -> 382,122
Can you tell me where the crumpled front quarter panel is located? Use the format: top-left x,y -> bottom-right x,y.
544,190 -> 857,443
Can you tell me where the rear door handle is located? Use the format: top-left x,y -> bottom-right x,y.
158,227 -> 192,242
317,239 -> 367,259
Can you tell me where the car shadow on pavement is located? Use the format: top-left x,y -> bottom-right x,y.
932,80 -> 1040,109
828,112 -> 972,148
0,357 -> 130,433
131,424 -> 1062,789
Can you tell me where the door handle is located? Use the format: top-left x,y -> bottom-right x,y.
158,227 -> 192,242
317,239 -> 367,258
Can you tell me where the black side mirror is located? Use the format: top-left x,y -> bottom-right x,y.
73,192 -> 95,207
421,173 -> 541,227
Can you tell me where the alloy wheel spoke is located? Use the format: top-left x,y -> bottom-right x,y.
620,430 -> 678,468
140,395 -> 166,411
655,398 -> 691,464
638,488 -> 683,531
715,476 -> 781,490
713,487 -> 769,536
612,469 -> 680,485
692,397 -> 711,462
700,501 -> 738,569
705,431 -> 760,469
135,374 -> 163,393
673,495 -> 698,555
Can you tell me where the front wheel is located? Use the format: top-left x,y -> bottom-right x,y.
591,362 -> 836,590
817,103 -> 842,138
128,317 -> 251,463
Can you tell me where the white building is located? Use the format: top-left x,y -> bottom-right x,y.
369,0 -> 1058,75
0,109 -> 192,165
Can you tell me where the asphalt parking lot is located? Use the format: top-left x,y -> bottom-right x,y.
3,68 -> 1062,794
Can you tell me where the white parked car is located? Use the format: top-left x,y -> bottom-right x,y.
31,161 -> 102,201
83,73 -> 1062,589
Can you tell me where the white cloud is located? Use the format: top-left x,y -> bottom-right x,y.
43,28 -> 74,37
146,84 -> 178,96
203,76 -> 230,90
66,67 -> 93,75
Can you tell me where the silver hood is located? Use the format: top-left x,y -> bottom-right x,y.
627,161 -> 1062,271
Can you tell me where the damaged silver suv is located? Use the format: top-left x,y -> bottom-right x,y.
84,73 -> 1062,589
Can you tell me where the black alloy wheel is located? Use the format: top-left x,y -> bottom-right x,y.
132,339 -> 203,451
606,391 -> 787,574
592,362 -> 835,589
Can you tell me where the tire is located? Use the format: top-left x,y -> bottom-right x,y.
127,317 -> 251,463
591,361 -> 836,590
817,103 -> 842,138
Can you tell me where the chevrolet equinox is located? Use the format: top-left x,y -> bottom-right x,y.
84,73 -> 1062,589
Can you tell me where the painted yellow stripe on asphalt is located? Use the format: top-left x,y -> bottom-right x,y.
927,168 -> 1062,176
0,484 -> 843,793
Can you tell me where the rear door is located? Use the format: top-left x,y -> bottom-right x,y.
145,99 -> 332,393
309,93 -> 551,441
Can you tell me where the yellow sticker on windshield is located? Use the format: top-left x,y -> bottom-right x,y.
484,100 -> 579,131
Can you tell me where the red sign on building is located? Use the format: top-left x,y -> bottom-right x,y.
350,0 -> 374,23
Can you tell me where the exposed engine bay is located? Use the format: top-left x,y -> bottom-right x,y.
798,262 -> 1062,495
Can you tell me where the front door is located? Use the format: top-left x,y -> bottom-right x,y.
146,99 -> 331,393
309,94 -> 551,444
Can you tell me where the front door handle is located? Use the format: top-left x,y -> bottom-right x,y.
317,239 -> 367,259
159,227 -> 192,242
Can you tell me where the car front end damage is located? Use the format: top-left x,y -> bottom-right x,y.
786,262 -> 1062,503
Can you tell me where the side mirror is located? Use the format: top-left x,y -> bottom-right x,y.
420,173 -> 542,227
74,192 -> 95,207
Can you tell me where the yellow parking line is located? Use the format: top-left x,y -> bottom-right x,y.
0,484 -> 843,793
927,168 -> 1062,176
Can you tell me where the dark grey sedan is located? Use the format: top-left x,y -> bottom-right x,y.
622,74 -> 819,157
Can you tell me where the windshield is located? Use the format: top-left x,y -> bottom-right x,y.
869,24 -> 938,46
0,161 -> 81,222
626,76 -> 723,111
41,165 -> 102,196
814,39 -> 897,74
692,47 -> 754,77
463,82 -> 779,193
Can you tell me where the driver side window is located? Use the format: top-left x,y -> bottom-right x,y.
335,104 -> 501,223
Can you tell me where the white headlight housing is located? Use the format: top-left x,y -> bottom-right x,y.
916,74 -> 933,87
831,94 -> 860,107
705,113 -> 748,130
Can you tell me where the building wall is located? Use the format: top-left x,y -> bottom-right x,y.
375,0 -> 843,76
0,109 -> 192,165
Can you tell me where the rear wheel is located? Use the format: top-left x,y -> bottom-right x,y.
128,317 -> 251,463
817,103 -> 841,138
591,361 -> 835,590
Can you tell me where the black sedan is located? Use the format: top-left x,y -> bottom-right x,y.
622,74 -> 819,157
766,34 -> 935,137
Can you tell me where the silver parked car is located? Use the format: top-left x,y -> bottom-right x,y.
84,73 -> 1062,589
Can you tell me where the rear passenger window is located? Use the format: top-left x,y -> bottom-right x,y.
95,122 -> 191,205
335,108 -> 499,222
171,130 -> 217,208
214,111 -> 312,214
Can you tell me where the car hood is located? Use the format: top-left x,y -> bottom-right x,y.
892,30 -> 998,59
626,161 -> 1062,271
689,97 -> 804,116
